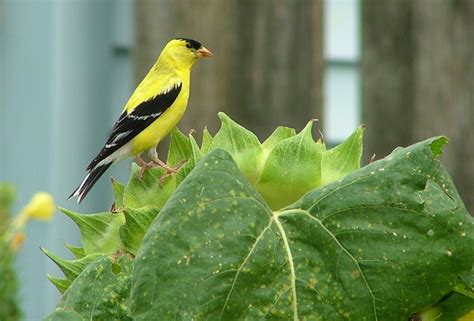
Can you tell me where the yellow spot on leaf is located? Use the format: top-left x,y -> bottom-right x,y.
351,270 -> 360,278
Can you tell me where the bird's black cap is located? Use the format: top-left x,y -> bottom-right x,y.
177,38 -> 202,50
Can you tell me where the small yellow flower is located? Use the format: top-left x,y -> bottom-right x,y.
2,191 -> 56,251
23,192 -> 55,221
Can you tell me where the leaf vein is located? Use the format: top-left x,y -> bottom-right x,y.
296,278 -> 346,320
259,286 -> 291,320
218,218 -> 274,320
359,259 -> 430,296
281,209 -> 379,321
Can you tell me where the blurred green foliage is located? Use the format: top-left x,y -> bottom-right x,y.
0,183 -> 21,321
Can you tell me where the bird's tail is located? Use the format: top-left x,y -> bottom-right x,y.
68,163 -> 112,203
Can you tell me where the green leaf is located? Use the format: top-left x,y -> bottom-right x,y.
417,292 -> 474,321
42,247 -> 103,284
123,164 -> 174,209
430,136 -> 449,158
45,309 -> 84,321
210,112 -> 264,184
455,270 -> 474,300
111,178 -> 125,210
459,269 -> 474,296
190,134 -> 204,164
61,208 -> 125,255
130,138 -> 473,320
119,164 -> 177,253
47,256 -> 132,321
320,125 -> 364,186
261,126 -> 296,157
167,127 -> 192,166
175,161 -> 195,187
173,134 -> 205,186
119,206 -> 160,254
201,127 -> 213,154
47,274 -> 70,294
130,149 -> 272,320
256,120 -> 324,210
64,243 -> 85,259
286,136 -> 473,320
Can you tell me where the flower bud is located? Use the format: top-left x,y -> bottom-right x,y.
23,192 -> 55,221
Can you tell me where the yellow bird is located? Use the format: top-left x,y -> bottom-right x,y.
69,38 -> 213,203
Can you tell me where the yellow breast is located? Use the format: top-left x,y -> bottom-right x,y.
130,84 -> 189,155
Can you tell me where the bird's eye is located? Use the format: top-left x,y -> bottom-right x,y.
186,43 -> 192,49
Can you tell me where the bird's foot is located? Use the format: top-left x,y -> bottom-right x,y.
138,162 -> 155,179
134,156 -> 156,179
151,158 -> 187,183
159,161 -> 187,183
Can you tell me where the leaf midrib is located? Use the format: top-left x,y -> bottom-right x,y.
273,212 -> 299,321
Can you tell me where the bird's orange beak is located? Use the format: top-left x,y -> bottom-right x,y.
196,46 -> 213,58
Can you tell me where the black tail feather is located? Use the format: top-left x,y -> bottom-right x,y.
68,163 -> 112,203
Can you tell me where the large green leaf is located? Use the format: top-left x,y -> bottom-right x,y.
285,136 -> 473,320
46,256 -> 132,321
130,140 -> 473,320
130,149 -> 272,320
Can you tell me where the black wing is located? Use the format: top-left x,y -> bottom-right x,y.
87,83 -> 182,171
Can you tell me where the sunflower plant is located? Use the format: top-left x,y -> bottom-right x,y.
45,113 -> 473,321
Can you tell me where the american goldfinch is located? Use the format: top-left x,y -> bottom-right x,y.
69,38 -> 213,203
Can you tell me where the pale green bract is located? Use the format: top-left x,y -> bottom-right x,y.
43,113 -> 474,321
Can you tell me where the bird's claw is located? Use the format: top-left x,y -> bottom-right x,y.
134,156 -> 156,180
138,162 -> 156,180
158,159 -> 187,183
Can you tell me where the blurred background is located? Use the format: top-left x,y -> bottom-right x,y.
0,0 -> 472,319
